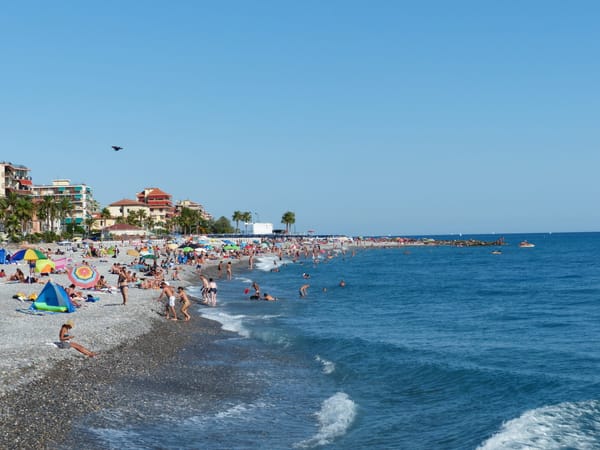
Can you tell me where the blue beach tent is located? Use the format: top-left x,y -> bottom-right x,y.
29,281 -> 76,313
0,249 -> 6,264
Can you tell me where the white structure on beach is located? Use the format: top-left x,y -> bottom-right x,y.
250,222 -> 273,235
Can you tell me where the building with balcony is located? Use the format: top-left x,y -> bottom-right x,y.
31,179 -> 95,228
0,162 -> 32,197
107,199 -> 150,221
136,187 -> 173,225
174,199 -> 213,221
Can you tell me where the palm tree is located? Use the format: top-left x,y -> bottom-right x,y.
241,211 -> 252,234
281,211 -> 296,234
14,196 -> 35,235
37,196 -> 56,232
84,216 -> 96,237
56,197 -> 75,234
232,210 -> 244,233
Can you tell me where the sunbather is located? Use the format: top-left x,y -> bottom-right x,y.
58,320 -> 97,357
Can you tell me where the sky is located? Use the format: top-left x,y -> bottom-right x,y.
1,1 -> 599,236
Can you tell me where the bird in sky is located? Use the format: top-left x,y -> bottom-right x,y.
112,146 -> 123,151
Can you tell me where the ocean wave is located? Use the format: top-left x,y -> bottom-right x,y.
87,427 -> 145,450
315,355 -> 335,374
254,255 -> 291,272
200,310 -> 250,337
293,392 -> 357,448
477,400 -> 600,450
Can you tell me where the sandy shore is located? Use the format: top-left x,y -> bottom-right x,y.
0,242 -> 239,448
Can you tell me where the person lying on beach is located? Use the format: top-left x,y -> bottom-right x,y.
177,287 -> 191,321
58,320 -> 97,357
65,284 -> 84,307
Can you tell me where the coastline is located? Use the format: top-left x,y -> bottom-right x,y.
0,243 -> 244,449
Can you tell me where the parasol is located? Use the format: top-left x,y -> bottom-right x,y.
68,264 -> 100,288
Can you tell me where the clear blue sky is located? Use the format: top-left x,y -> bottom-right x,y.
2,1 -> 599,236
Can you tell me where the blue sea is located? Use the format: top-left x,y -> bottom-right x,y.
70,233 -> 600,449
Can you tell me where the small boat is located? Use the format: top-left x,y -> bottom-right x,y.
491,250 -> 502,255
519,241 -> 535,248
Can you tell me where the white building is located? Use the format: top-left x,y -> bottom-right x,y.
250,222 -> 273,235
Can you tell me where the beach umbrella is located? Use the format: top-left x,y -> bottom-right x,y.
35,259 -> 55,274
127,249 -> 140,257
68,264 -> 101,288
11,248 -> 47,262
167,243 -> 178,250
141,253 -> 158,260
181,246 -> 194,253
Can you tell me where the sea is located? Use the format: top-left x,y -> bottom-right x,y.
65,232 -> 600,449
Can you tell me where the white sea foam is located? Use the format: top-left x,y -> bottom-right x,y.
477,400 -> 600,450
200,310 -> 250,337
214,401 -> 267,420
315,355 -> 335,374
294,392 -> 357,448
254,255 -> 291,272
88,427 -> 145,450
236,276 -> 253,284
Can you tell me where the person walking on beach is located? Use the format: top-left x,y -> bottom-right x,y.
177,287 -> 191,321
226,261 -> 232,280
217,261 -> 223,279
157,281 -> 178,320
58,320 -> 97,357
117,267 -> 129,305
208,278 -> 218,307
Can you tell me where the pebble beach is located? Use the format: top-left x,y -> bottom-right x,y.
0,241 -> 234,449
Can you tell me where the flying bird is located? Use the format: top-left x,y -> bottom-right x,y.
112,146 -> 123,151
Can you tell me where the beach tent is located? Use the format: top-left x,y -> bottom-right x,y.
29,281 -> 76,313
0,249 -> 6,264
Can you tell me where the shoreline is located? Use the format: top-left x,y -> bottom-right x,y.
0,243 -> 246,448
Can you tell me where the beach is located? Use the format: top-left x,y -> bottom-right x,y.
0,242 -> 234,449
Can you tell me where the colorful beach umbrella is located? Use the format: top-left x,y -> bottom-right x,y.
35,259 -> 55,274
68,264 -> 100,288
127,249 -> 140,257
11,248 -> 47,262
141,253 -> 158,260
181,246 -> 194,253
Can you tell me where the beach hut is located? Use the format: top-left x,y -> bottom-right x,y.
29,281 -> 76,313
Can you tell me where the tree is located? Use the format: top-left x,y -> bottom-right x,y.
281,211 -> 296,234
211,216 -> 234,234
241,211 -> 252,234
37,196 -> 56,232
56,197 -> 75,234
14,196 -> 35,235
232,210 -> 244,233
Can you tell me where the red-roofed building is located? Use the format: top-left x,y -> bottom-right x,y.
103,223 -> 148,238
136,187 -> 173,225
